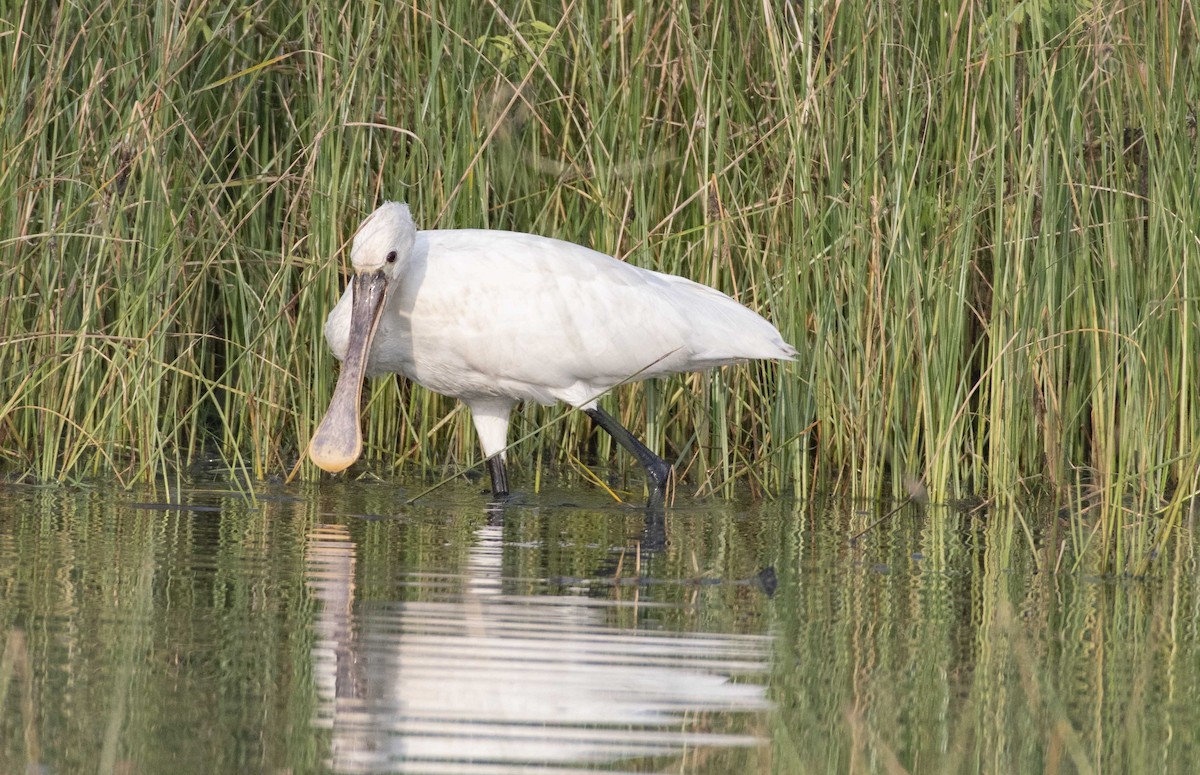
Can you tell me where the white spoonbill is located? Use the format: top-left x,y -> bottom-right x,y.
308,202 -> 796,502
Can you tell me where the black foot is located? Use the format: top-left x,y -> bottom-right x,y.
644,458 -> 672,507
485,490 -> 523,506
585,407 -> 674,506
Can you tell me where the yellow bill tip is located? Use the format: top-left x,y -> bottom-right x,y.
308,417 -> 363,473
308,442 -> 359,473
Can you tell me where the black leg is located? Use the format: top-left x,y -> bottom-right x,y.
486,455 -> 509,497
585,407 -> 672,504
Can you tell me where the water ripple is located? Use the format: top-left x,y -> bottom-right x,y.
307,523 -> 771,773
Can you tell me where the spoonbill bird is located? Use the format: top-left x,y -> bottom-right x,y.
308,202 -> 796,502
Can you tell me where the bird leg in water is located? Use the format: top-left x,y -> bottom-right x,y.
585,407 -> 673,504
486,456 -> 510,498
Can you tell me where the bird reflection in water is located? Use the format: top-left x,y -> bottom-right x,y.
304,509 -> 771,773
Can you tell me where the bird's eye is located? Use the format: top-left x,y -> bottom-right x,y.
386,251 -> 398,264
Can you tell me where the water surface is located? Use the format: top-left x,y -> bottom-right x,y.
1,480 -> 1197,773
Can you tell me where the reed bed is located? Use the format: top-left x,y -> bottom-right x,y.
1,1 -> 1197,569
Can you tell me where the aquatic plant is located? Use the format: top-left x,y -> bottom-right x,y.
1,1 -> 1196,570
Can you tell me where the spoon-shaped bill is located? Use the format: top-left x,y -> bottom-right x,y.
308,271 -> 388,473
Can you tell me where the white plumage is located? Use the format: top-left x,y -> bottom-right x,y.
310,202 -> 795,502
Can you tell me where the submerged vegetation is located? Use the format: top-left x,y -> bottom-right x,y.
1,1 -> 1198,567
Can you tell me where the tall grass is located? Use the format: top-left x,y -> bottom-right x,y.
1,1 -> 1197,567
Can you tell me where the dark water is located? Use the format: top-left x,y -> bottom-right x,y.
1,480 -> 1198,773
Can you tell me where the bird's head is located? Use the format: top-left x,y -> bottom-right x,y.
350,201 -> 417,281
308,201 -> 416,474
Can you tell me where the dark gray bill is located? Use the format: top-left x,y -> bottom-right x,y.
308,270 -> 388,472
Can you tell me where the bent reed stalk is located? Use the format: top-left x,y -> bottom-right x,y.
1,1 -> 1197,569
